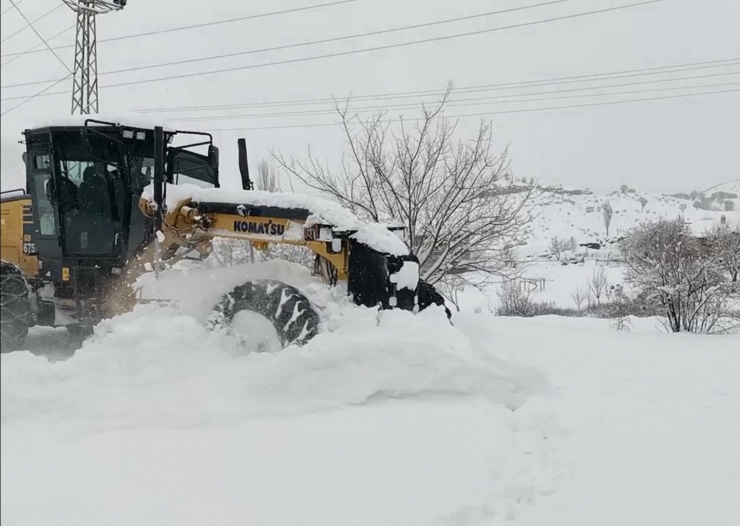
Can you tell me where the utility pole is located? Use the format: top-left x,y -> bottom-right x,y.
62,1 -> 127,115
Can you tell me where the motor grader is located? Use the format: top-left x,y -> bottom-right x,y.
0,117 -> 446,351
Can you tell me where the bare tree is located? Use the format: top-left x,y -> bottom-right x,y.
622,218 -> 738,333
705,222 -> 740,282
639,196 -> 648,211
571,286 -> 588,311
608,284 -> 632,331
549,236 -> 567,261
589,267 -> 609,305
602,201 -> 614,237
273,92 -> 532,287
257,159 -> 280,192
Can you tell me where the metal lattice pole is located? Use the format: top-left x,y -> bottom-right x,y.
64,0 -> 126,115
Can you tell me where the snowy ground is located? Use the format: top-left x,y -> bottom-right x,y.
2,263 -> 739,525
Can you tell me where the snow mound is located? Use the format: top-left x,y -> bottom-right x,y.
2,265 -> 543,432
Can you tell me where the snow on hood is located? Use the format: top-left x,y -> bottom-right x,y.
142,183 -> 367,232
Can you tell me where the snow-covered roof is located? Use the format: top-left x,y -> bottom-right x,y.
28,112 -> 177,132
351,223 -> 409,256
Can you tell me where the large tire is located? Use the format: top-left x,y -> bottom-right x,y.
209,280 -> 320,349
1,263 -> 33,352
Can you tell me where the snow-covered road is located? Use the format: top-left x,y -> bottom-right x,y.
2,275 -> 738,525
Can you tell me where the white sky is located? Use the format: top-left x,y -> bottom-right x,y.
1,0 -> 738,194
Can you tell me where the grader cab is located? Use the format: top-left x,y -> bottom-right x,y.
0,117 -> 444,351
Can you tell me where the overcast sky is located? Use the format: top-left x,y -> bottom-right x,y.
1,0 -> 738,194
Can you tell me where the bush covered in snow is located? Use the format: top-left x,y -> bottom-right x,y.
621,218 -> 739,333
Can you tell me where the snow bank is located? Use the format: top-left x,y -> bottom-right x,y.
142,182 -> 365,231
2,263 -> 543,432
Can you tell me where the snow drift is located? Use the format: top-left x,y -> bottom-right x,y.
1,262 -> 543,433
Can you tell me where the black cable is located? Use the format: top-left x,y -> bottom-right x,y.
0,0 -> 357,57
2,0 -> 567,88
1,24 -> 74,69
130,59 -> 740,114
6,1 -> 71,75
0,0 -> 665,101
165,78 -> 740,123
0,0 -> 25,17
200,88 -> 740,132
99,0 -> 569,77
1,3 -> 64,43
1,74 -> 71,116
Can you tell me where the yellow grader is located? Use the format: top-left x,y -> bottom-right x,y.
0,117 -> 446,351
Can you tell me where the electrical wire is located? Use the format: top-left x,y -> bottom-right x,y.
1,74 -> 71,116
0,0 -> 25,17
0,0 -> 357,57
5,1 -> 71,75
0,0 -> 24,16
0,0 -> 666,101
2,0 -> 567,88
197,88 -> 740,132
96,0 -> 569,77
1,3 -> 64,43
1,24 -> 74,68
164,78 -> 740,123
130,58 -> 740,114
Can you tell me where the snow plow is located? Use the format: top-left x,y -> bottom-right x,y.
0,116 -> 446,351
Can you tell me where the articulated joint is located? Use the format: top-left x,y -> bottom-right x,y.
179,205 -> 201,222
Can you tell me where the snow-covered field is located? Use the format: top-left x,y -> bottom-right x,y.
2,262 -> 739,525
460,180 -> 740,312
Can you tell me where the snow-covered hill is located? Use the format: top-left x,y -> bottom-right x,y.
522,181 -> 740,257
449,181 -> 740,313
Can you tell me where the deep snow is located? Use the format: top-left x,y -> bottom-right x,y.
2,262 -> 739,525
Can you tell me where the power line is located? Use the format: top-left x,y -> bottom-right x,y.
1,24 -> 74,68
130,58 -> 740,114
1,74 -> 71,116
1,3 -> 64,43
0,0 -> 666,101
6,1 -> 71,76
0,0 -> 358,57
97,0 -> 570,77
0,0 -> 26,18
164,77 -> 740,123
3,0 -> 567,88
200,88 -> 740,132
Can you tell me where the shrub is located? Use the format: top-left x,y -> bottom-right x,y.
622,218 -> 739,333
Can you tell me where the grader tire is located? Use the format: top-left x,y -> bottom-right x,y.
209,280 -> 320,349
1,264 -> 32,352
